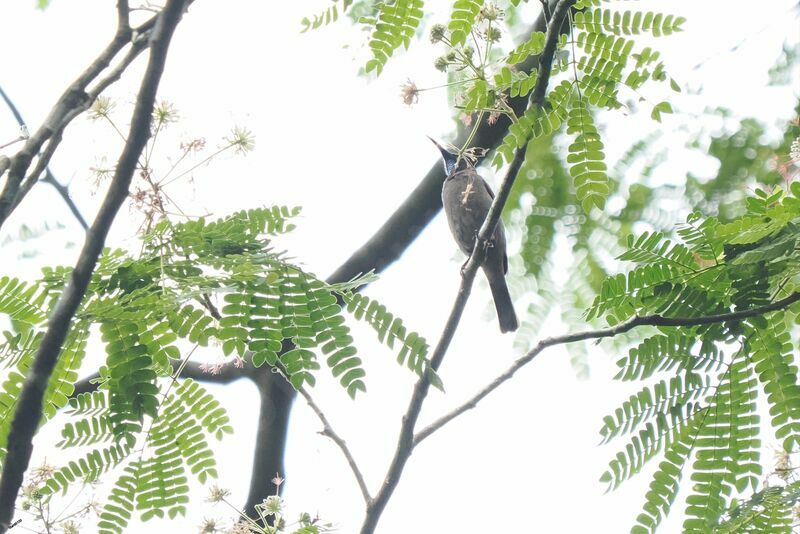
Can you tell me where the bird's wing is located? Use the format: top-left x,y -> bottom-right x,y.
477,176 -> 509,274
480,176 -> 496,199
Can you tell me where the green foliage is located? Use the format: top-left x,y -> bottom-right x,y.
506,31 -> 545,65
566,99 -> 609,212
507,132 -> 570,279
493,67 -> 537,99
355,1 -> 685,228
570,8 -> 684,117
97,461 -> 140,533
493,79 -> 573,166
42,381 -> 235,531
301,0 -> 353,32
683,354 -> 761,531
365,0 -> 425,75
632,414 -> 702,533
600,373 -> 709,446
748,315 -> 800,452
593,187 -> 800,531
448,0 -> 482,47
488,4 -> 682,214
573,10 -> 686,37
650,101 -> 673,123
343,292 -> 441,389
715,481 -> 800,533
687,116 -> 795,221
43,442 -> 130,496
614,333 -> 724,382
0,205 -> 432,528
0,276 -> 49,325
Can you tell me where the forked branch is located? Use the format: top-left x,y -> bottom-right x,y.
358,2 -> 577,532
0,2 -> 190,530
415,291 -> 800,444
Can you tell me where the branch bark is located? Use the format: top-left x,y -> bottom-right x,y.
414,291 -> 800,444
0,85 -> 88,230
243,366 -> 295,517
0,2 -> 188,530
63,2 -> 576,517
358,2 -> 576,532
0,3 -> 159,231
16,0 -> 577,522
297,383 -> 371,505
327,1 -> 573,285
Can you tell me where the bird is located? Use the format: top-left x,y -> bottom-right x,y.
429,137 -> 518,333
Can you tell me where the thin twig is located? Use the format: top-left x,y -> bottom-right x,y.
0,9 -> 161,230
296,385 -> 372,505
10,129 -> 65,213
414,291 -> 800,444
40,173 -> 89,230
0,3 -> 188,530
8,32 -> 153,216
358,3 -> 576,533
0,85 -> 88,230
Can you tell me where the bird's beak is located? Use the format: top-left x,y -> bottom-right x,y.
427,136 -> 448,157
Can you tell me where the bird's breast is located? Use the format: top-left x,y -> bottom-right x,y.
442,172 -> 492,254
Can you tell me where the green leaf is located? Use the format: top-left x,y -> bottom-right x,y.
651,101 -> 673,122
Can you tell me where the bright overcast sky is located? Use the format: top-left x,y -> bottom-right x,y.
1,1 -> 799,533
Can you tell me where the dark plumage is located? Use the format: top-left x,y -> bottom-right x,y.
430,138 -> 518,333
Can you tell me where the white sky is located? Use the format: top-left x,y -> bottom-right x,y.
1,1 -> 799,533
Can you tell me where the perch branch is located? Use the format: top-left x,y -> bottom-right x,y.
358,3 -> 576,533
415,291 -> 800,444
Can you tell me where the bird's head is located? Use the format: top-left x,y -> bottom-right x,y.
428,137 -> 470,176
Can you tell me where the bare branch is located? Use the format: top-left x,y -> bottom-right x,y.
4,30 -> 153,222
40,173 -> 90,230
415,291 -> 800,444
297,384 -> 372,505
0,2 -> 189,529
358,3 -> 577,533
117,0 -> 131,29
0,85 -> 88,230
0,9 -> 161,230
87,34 -> 152,100
10,128 -> 65,211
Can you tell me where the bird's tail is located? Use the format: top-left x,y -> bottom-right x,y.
487,273 -> 518,333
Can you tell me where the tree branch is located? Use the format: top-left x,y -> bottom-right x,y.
6,27 -> 154,221
117,0 -> 131,30
0,2 -> 188,530
297,384 -> 371,504
244,352 -> 294,518
358,3 -> 576,533
16,0 -> 576,521
0,85 -> 89,231
415,291 -> 800,444
0,8 -> 161,230
327,1 -> 573,285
